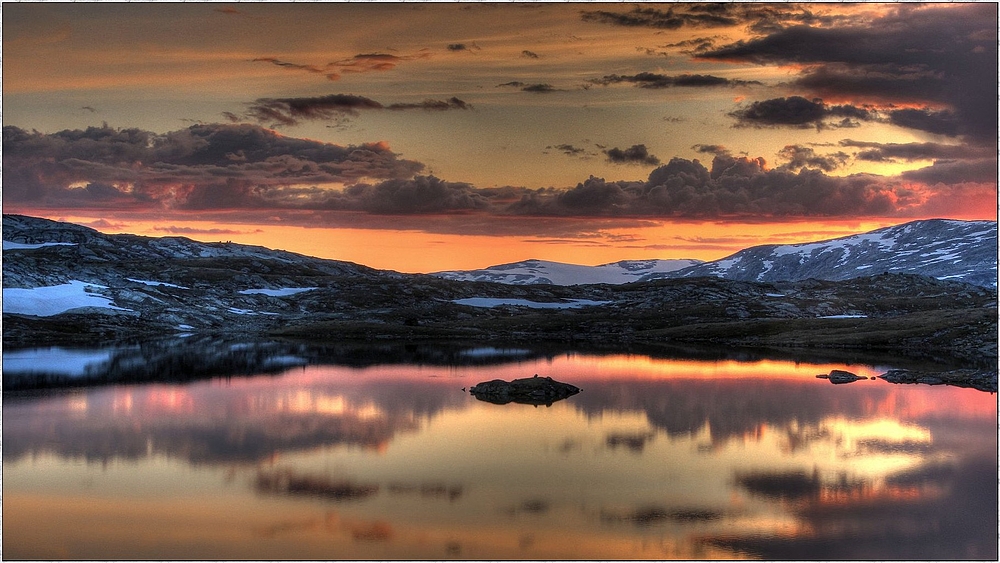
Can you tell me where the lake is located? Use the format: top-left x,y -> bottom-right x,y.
3,344 -> 996,560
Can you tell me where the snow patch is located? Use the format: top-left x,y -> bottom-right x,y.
239,287 -> 317,297
818,314 -> 868,319
127,278 -> 189,289
3,281 -> 131,316
3,240 -> 78,250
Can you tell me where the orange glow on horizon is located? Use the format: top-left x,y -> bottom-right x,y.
19,211 -> 968,273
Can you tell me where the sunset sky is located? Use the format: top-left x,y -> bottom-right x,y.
3,2 -> 996,272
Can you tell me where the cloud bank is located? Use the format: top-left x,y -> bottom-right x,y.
4,123 -> 993,222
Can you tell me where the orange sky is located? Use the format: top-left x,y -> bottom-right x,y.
2,3 -> 996,272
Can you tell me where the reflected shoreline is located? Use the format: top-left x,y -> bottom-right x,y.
3,335 -> 993,393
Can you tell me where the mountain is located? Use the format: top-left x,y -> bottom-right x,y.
649,219 -> 996,288
3,214 -> 996,372
433,220 -> 996,288
432,258 -> 701,285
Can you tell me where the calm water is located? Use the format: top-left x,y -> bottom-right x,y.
3,348 -> 997,560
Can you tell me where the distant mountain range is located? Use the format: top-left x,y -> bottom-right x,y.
432,258 -> 702,286
434,219 -> 997,288
3,214 -> 996,375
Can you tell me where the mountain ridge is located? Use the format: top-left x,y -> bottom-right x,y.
433,219 -> 997,288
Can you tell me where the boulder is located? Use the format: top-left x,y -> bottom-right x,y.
816,369 -> 867,384
469,374 -> 580,406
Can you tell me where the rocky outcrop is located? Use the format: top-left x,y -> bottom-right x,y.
816,369 -> 871,384
878,368 -> 997,393
469,375 -> 580,405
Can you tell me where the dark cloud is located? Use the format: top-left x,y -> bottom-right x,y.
506,154 -> 948,218
604,144 -> 661,166
545,144 -> 594,158
698,4 -> 998,143
214,7 -> 241,16
154,226 -> 262,235
580,6 -> 738,29
887,108 -> 961,138
497,81 -> 558,93
238,94 -> 471,127
660,36 -> 723,55
899,159 -> 999,186
729,96 -> 875,129
777,145 -> 849,172
2,123 -> 424,210
447,42 -> 480,52
4,124 -> 991,221
581,4 -> 852,32
840,140 -> 991,163
691,144 -> 730,156
251,52 -> 429,82
252,57 -> 339,81
521,83 -> 558,94
333,176 -> 494,214
81,106 -> 98,113
521,50 -> 540,59
590,73 -> 761,89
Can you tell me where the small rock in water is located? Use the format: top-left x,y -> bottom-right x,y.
468,374 -> 580,406
816,369 -> 866,384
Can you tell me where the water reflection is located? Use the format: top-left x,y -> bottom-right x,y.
3,350 -> 996,560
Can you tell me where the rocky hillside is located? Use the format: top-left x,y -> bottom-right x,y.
3,215 -> 996,368
433,220 -> 996,288
649,219 -> 997,288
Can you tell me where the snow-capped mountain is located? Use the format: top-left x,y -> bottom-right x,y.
432,258 -> 702,286
646,219 -> 997,288
433,220 -> 996,288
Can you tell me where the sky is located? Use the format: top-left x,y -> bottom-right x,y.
3,2 -> 996,272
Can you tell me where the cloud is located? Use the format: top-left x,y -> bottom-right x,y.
691,144 -> 730,156
839,140 -> 991,163
604,145 -> 661,166
581,4 -> 853,32
4,124 -> 992,221
2,123 -> 425,210
521,50 -> 539,59
777,145 -> 849,172
729,96 -> 875,129
697,3 -> 998,143
497,82 -> 562,93
154,226 -> 263,235
899,159 -> 999,186
447,42 -> 480,52
522,83 -> 558,94
590,73 -> 761,89
545,144 -> 595,158
506,154 -> 979,219
237,94 -> 471,127
251,52 -> 431,82
580,6 -> 738,29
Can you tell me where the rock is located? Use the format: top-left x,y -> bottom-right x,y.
878,368 -> 997,393
816,369 -> 866,384
469,374 -> 580,406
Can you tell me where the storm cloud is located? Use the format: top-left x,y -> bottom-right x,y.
699,3 -> 997,142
